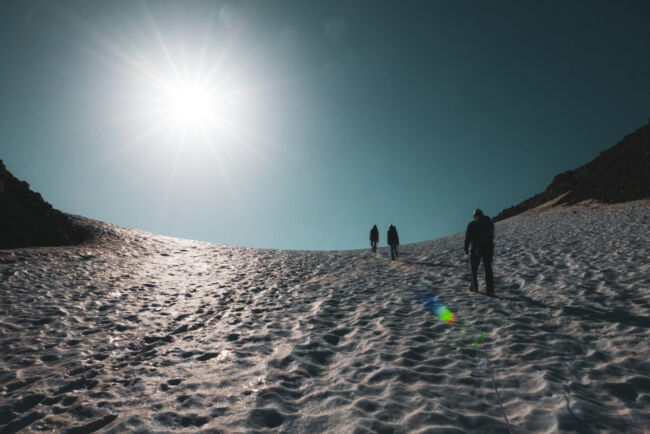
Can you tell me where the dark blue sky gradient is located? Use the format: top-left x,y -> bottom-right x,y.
1,1 -> 649,249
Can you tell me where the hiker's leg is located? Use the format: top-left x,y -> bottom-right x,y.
390,244 -> 396,260
483,253 -> 494,295
470,253 -> 480,291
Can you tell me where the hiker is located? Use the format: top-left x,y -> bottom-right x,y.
464,209 -> 495,296
387,224 -> 399,260
370,225 -> 379,252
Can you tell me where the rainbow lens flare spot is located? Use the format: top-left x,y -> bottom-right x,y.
471,332 -> 485,348
415,285 -> 456,324
439,308 -> 456,324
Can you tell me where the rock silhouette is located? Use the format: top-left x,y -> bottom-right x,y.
495,120 -> 650,221
0,160 -> 87,249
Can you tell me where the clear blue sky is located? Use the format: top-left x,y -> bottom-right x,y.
1,1 -> 649,250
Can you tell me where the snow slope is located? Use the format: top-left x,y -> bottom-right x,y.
1,201 -> 649,433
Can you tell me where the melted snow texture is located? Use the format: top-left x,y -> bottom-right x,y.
1,202 -> 649,433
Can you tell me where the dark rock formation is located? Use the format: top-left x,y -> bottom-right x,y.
0,160 -> 87,249
495,120 -> 650,221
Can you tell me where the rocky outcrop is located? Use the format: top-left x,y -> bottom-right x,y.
0,160 -> 87,249
495,120 -> 650,221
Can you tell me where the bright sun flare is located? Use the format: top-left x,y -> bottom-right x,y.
85,3 -> 269,221
90,2 -> 259,166
166,84 -> 215,127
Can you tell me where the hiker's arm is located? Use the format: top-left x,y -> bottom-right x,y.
490,221 -> 495,253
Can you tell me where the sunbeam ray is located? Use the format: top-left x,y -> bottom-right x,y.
200,125 -> 237,199
157,131 -> 186,231
141,2 -> 184,88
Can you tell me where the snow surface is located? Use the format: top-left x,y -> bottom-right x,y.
1,201 -> 649,433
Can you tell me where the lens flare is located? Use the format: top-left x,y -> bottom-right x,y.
471,332 -> 485,348
415,285 -> 456,324
415,285 -> 488,350
165,83 -> 215,127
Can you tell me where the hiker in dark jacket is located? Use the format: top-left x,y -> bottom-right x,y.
369,225 -> 379,252
387,225 -> 399,260
464,209 -> 495,296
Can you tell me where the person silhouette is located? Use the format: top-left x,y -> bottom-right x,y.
369,225 -> 379,252
387,224 -> 399,260
464,209 -> 495,296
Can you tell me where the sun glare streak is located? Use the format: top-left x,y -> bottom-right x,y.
199,13 -> 248,90
99,116 -> 173,163
200,126 -> 237,198
141,3 -> 184,89
74,19 -> 174,95
210,114 -> 277,160
158,135 -> 186,230
196,4 -> 219,84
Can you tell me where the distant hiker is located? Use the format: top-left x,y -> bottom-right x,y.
370,225 -> 379,252
387,224 -> 399,260
464,209 -> 495,296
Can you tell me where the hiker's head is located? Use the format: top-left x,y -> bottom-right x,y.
473,209 -> 483,220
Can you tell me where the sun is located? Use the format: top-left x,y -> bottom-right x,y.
165,83 -> 215,128
87,2 -> 265,170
